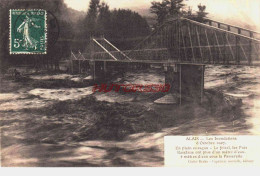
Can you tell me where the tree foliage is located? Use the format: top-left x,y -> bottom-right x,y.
85,0 -> 100,35
184,4 -> 209,23
150,0 -> 185,25
196,4 -> 209,23
82,1 -> 150,40
150,0 -> 208,26
78,1 -> 151,50
168,0 -> 185,17
150,0 -> 170,25
109,9 -> 151,39
96,2 -> 111,35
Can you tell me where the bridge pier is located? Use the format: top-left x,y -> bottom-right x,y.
91,61 -> 107,81
90,60 -> 205,105
70,60 -> 91,74
165,64 -> 205,104
91,61 -> 128,81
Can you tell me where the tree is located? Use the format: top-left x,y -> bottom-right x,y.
109,9 -> 150,40
168,0 -> 185,17
185,4 -> 208,23
85,0 -> 100,35
150,0 -> 170,25
150,0 -> 185,25
150,0 -> 209,26
196,4 -> 208,23
96,2 -> 111,36
81,1 -> 150,40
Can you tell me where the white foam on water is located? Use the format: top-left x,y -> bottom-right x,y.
204,79 -> 227,89
0,98 -> 48,111
29,87 -> 93,101
70,77 -> 82,82
0,93 -> 21,101
225,92 -> 251,98
95,92 -> 134,103
83,75 -> 93,80
30,74 -> 73,80
123,72 -> 164,85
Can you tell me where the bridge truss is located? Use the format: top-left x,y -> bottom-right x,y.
72,17 -> 260,66
69,18 -> 260,103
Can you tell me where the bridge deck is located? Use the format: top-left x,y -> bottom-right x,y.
71,59 -> 260,66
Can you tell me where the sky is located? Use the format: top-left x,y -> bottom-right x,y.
64,0 -> 152,11
64,0 -> 260,29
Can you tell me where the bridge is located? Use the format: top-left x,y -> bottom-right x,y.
69,17 -> 260,104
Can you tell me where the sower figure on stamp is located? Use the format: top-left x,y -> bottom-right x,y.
17,15 -> 41,50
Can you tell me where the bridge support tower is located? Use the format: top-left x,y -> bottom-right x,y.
165,64 -> 205,104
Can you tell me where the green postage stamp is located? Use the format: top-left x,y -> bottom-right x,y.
9,9 -> 47,54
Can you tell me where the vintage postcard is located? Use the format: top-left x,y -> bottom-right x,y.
0,0 -> 260,169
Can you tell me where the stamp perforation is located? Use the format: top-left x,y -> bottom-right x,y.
9,9 -> 47,55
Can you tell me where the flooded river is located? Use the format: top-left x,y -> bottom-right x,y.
0,65 -> 260,166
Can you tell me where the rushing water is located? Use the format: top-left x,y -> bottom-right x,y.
1,65 -> 260,166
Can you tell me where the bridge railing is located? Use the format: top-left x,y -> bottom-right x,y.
91,51 -> 129,61
74,18 -> 260,66
204,18 -> 260,40
126,18 -> 260,65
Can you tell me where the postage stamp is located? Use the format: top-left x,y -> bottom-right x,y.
9,9 -> 47,54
